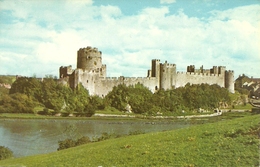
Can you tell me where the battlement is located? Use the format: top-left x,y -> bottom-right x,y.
152,59 -> 160,62
105,77 -> 155,81
60,46 -> 234,95
177,71 -> 224,76
226,70 -> 234,73
105,77 -> 119,80
162,61 -> 176,67
78,46 -> 102,54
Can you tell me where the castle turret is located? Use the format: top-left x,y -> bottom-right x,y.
77,46 -> 102,70
225,70 -> 235,93
160,61 -> 176,90
187,65 -> 195,73
218,66 -> 226,75
59,65 -> 73,78
151,59 -> 161,90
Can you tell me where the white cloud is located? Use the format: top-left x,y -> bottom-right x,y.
0,1 -> 259,79
160,0 -> 176,4
36,30 -> 91,64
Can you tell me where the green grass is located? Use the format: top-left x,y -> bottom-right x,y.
0,113 -> 138,121
229,91 -> 241,102
0,113 -> 49,119
232,103 -> 254,110
0,113 -> 259,166
95,106 -> 129,115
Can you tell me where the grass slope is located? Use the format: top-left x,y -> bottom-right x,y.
0,114 -> 259,167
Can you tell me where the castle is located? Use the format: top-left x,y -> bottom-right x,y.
59,46 -> 234,96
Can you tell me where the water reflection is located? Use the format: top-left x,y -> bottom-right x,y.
0,119 -> 191,157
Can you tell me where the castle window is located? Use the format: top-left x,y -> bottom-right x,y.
94,61 -> 97,65
155,86 -> 158,90
87,80 -> 88,83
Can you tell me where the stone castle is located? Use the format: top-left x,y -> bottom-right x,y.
59,46 -> 234,96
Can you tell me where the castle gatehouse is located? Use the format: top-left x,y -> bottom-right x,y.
59,46 -> 234,96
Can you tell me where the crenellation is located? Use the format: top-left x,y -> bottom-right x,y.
59,46 -> 235,96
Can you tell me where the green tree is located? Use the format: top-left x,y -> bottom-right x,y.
105,83 -> 153,113
0,93 -> 37,113
10,77 -> 42,100
0,146 -> 13,160
127,83 -> 153,113
41,78 -> 73,112
105,84 -> 129,111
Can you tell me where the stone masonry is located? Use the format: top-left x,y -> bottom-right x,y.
59,46 -> 235,96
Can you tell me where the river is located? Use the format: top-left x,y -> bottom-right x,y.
0,118 -> 204,157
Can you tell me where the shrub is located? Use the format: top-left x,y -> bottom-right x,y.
0,146 -> 13,160
57,139 -> 76,151
58,136 -> 92,151
75,136 -> 91,146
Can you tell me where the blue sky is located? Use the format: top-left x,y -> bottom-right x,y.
0,0 -> 259,79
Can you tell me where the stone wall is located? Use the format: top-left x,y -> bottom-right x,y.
92,77 -> 158,96
175,72 -> 225,88
59,46 -> 235,96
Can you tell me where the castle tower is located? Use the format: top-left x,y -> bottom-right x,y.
77,46 -> 102,70
187,65 -> 195,73
59,65 -> 73,78
213,66 -> 218,75
225,70 -> 235,93
151,59 -> 161,90
218,66 -> 226,75
160,61 -> 176,90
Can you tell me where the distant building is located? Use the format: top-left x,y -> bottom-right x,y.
59,46 -> 235,96
237,74 -> 260,98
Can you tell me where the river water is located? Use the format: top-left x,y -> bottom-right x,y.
0,118 -> 201,157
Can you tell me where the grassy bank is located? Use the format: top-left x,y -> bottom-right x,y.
0,113 -> 259,166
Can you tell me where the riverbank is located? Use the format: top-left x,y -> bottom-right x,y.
0,109 -> 250,120
0,113 -> 259,166
94,111 -> 222,119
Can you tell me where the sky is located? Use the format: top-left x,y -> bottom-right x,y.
0,0 -> 259,79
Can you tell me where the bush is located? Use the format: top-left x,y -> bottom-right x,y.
76,136 -> 91,146
57,139 -> 76,151
58,136 -> 92,151
0,146 -> 13,160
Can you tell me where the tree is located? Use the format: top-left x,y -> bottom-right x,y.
0,93 -> 37,113
0,146 -> 13,160
128,83 -> 153,113
105,83 -> 153,113
71,84 -> 90,115
10,77 -> 42,100
105,84 -> 129,111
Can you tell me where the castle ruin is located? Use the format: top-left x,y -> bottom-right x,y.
59,46 -> 235,96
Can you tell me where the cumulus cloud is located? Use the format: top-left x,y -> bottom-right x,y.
0,1 -> 259,78
160,0 -> 176,4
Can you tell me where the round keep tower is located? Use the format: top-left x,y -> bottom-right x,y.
160,61 -> 176,90
225,70 -> 235,93
77,46 -> 102,70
